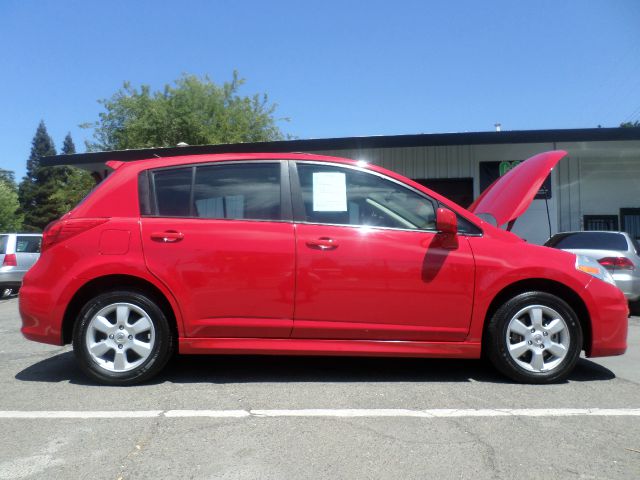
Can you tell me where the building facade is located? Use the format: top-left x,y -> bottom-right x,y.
44,127 -> 640,245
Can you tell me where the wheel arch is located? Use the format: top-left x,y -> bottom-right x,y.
481,278 -> 591,355
62,274 -> 180,345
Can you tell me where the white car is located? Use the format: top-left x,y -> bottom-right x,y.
545,231 -> 640,302
0,233 -> 42,296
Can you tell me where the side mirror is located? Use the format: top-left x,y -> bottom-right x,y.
436,208 -> 458,235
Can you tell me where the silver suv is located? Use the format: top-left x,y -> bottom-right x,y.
545,231 -> 640,302
0,233 -> 42,295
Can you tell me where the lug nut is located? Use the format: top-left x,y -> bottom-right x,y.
128,335 -> 133,340
543,331 -> 548,336
109,334 -> 114,339
539,344 -> 545,349
119,325 -> 124,330
530,328 -> 535,333
528,341 -> 532,345
118,344 -> 123,349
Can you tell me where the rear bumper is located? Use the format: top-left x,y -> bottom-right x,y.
612,272 -> 640,302
0,268 -> 24,288
19,283 -> 64,346
585,279 -> 628,357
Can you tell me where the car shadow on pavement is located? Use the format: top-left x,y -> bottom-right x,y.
15,352 -> 615,386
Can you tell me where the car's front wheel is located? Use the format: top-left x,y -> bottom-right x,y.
486,291 -> 583,384
72,290 -> 174,385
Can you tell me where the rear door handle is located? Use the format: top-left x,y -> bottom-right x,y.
150,230 -> 184,243
306,237 -> 339,250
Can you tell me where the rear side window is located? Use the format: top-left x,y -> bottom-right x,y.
16,236 -> 41,253
0,235 -> 7,254
547,232 -> 628,250
150,163 -> 281,221
153,168 -> 193,217
193,163 -> 281,221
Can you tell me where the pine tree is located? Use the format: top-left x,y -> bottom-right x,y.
18,121 -> 59,231
49,133 -> 95,213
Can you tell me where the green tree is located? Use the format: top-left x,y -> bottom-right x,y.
18,121 -> 80,231
83,72 -> 288,151
620,121 -> 640,128
49,133 -> 95,213
0,169 -> 17,190
19,121 -> 58,231
0,169 -> 22,231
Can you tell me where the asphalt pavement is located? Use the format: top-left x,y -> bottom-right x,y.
0,295 -> 639,479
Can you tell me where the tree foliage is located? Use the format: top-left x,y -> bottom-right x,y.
83,72 -> 288,151
0,169 -> 17,190
50,134 -> 95,213
620,121 -> 640,128
18,123 -> 93,231
18,121 -> 60,231
0,172 -> 22,231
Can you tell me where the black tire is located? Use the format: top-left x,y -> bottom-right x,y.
72,290 -> 175,386
486,291 -> 583,384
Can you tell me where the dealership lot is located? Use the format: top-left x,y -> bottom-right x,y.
1,296 -> 639,479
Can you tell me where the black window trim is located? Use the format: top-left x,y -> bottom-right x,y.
288,160 -> 483,236
143,160 -> 293,223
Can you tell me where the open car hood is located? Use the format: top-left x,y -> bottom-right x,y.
468,150 -> 567,227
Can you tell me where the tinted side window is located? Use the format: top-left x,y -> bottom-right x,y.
0,235 -> 7,254
153,168 -> 193,217
16,236 -> 41,253
297,164 -> 435,230
193,163 -> 281,221
548,232 -> 629,250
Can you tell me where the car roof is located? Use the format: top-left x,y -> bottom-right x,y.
0,233 -> 42,236
110,152 -> 362,172
551,231 -> 627,236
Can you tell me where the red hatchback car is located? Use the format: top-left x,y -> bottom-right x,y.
20,150 -> 628,385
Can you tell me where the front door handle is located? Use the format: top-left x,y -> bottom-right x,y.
150,230 -> 184,243
306,237 -> 339,250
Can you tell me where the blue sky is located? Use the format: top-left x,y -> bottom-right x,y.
1,0 -> 639,180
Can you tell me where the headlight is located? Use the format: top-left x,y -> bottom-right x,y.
575,255 -> 616,286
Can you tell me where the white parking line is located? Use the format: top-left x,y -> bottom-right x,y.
0,408 -> 639,419
0,410 -> 163,419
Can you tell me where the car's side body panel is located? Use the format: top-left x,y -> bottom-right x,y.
20,217 -> 185,345
140,217 -> 296,338
292,223 -> 475,341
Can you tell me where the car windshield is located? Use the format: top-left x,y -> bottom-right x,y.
546,232 -> 628,250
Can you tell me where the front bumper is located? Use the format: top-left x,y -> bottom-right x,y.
585,278 -> 628,357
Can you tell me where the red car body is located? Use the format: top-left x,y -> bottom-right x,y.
19,151 -> 627,379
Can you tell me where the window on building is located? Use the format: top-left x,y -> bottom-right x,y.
621,208 -> 640,244
414,178 -> 474,209
583,215 -> 619,231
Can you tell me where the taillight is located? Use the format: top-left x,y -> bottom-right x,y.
41,218 -> 108,252
597,257 -> 635,271
2,253 -> 17,267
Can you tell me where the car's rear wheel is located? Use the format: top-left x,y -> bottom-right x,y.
486,291 -> 582,384
72,290 -> 174,385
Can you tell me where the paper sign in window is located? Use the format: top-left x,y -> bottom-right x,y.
312,172 -> 347,211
